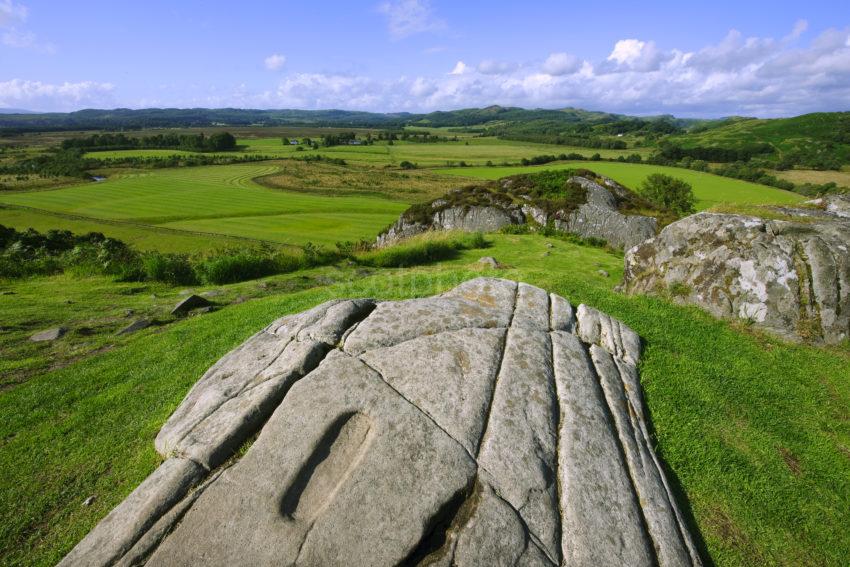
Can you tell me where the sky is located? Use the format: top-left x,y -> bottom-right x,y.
0,0 -> 848,117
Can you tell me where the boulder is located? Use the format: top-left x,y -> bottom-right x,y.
377,175 -> 657,251
622,211 -> 850,344
117,319 -> 152,335
29,327 -> 67,342
60,278 -> 701,567
171,294 -> 211,316
477,256 -> 502,269
376,205 -> 521,246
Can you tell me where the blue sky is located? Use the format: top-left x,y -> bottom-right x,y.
1,0 -> 848,116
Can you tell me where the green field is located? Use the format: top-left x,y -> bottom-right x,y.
1,234 -> 847,566
434,162 -> 805,210
84,136 -> 649,166
0,163 -> 407,249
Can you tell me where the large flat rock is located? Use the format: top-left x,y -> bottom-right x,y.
61,278 -> 702,567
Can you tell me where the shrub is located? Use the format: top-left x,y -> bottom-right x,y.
399,160 -> 416,170
356,232 -> 488,268
639,173 -> 696,216
141,252 -> 197,285
195,251 -> 279,285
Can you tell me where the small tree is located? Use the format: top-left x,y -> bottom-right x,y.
639,173 -> 696,216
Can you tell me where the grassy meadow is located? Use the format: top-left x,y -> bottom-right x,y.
0,234 -> 848,566
83,135 -> 649,166
2,128 -> 848,566
0,163 -> 409,249
435,161 -> 805,210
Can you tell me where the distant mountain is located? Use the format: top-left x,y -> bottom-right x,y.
0,108 -> 36,114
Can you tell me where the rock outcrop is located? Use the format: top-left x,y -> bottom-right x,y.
377,173 -> 658,251
622,211 -> 850,344
60,278 -> 701,567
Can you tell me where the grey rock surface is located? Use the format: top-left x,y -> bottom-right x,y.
622,211 -> 850,344
477,256 -> 502,269
61,278 -> 701,567
377,176 -> 656,251
29,326 -> 66,342
170,294 -> 210,316
117,319 -> 151,335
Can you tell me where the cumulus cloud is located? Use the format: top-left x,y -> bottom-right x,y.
11,23 -> 850,116
449,60 -> 470,75
604,39 -> 669,72
377,0 -> 445,39
264,54 -> 286,71
542,52 -> 581,76
477,59 -> 517,75
253,25 -> 850,117
0,79 -> 115,111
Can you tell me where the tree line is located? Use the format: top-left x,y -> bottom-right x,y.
61,132 -> 238,152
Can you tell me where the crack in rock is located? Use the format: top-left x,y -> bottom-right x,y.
60,278 -> 702,567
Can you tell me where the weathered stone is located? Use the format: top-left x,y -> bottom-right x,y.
554,202 -> 657,251
477,256 -> 502,269
62,278 -> 701,567
116,319 -> 151,335
29,326 -> 66,342
622,211 -> 850,344
377,175 -> 657,251
170,294 -> 210,316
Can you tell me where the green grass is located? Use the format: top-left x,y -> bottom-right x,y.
83,136 -> 647,166
0,206 -> 250,253
434,161 -> 805,210
0,234 -> 847,566
670,112 -> 850,163
0,163 -> 407,249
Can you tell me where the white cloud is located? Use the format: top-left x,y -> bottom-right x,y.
477,59 -> 517,75
449,60 -> 469,75
787,19 -> 808,41
0,79 -> 115,111
605,39 -> 668,72
608,39 -> 645,65
264,53 -> 286,71
10,25 -> 850,117
688,30 -> 774,71
0,0 -> 27,27
542,52 -> 581,76
378,0 -> 445,40
1,0 -> 54,52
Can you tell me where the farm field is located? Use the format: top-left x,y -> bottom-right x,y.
434,161 -> 805,210
0,163 -> 408,248
83,135 -> 649,166
775,167 -> 850,187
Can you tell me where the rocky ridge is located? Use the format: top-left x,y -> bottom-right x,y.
60,278 -> 701,567
622,196 -> 850,344
377,172 -> 658,251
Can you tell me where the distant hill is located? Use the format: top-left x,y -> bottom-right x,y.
664,112 -> 850,168
0,105 -> 705,134
1,106 -> 847,167
0,108 -> 35,114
